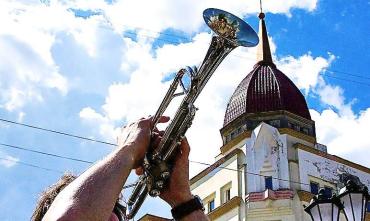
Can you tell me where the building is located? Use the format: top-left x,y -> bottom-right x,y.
137,12 -> 370,221
189,12 -> 370,221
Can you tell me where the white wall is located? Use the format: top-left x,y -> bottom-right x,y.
246,123 -> 290,193
297,149 -> 370,191
192,154 -> 243,211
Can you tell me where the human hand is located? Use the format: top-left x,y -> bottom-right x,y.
117,116 -> 170,168
159,138 -> 192,208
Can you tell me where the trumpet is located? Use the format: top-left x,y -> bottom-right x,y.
125,8 -> 259,219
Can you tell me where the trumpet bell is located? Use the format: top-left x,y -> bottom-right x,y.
203,8 -> 259,47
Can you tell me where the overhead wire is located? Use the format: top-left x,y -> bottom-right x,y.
0,118 -> 116,146
0,24 -> 368,189
0,142 -> 93,164
0,156 -> 64,174
120,25 -> 370,86
324,74 -> 370,87
0,139 -> 311,187
326,70 -> 370,80
0,143 -> 137,189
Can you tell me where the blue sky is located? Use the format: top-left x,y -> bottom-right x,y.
0,0 -> 369,220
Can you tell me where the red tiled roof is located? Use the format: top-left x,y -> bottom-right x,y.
223,61 -> 311,126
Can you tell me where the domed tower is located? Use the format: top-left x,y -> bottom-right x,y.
190,10 -> 370,221
220,12 -> 316,148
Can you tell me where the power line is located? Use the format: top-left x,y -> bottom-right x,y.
190,160 -> 310,186
0,143 -> 93,164
324,74 -> 370,87
0,153 -> 136,189
0,118 -> 116,146
327,70 -> 370,80
0,156 -> 64,174
117,25 -> 369,83
0,140 -> 311,187
0,116 -> 362,187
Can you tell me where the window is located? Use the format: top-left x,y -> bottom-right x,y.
270,119 -> 280,127
208,199 -> 215,212
310,181 -> 319,195
324,186 -> 333,198
265,176 -> 273,190
203,193 -> 216,214
225,189 -> 231,201
230,131 -> 236,139
302,128 -> 309,135
221,188 -> 231,204
367,201 -> 370,212
288,122 -> 293,128
221,182 -> 232,204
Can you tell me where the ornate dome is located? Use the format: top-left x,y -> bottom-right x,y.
223,13 -> 311,126
223,62 -> 311,126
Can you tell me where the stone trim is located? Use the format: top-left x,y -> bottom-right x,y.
208,196 -> 242,220
221,110 -> 315,135
278,128 -> 316,144
219,126 -> 315,155
245,189 -> 294,202
297,190 -> 314,203
295,143 -> 370,174
190,149 -> 243,186
137,214 -> 172,221
220,131 -> 251,155
366,213 -> 370,221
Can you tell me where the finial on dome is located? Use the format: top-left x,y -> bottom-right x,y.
258,0 -> 265,19
256,0 -> 273,64
259,0 -> 263,13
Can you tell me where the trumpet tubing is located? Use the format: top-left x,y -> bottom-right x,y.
125,8 -> 258,220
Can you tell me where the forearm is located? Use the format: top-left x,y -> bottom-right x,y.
43,146 -> 135,221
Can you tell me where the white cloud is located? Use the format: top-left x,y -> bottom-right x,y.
311,108 -> 370,168
277,53 -> 335,93
79,107 -> 118,141
314,78 -> 355,116
274,49 -> 370,168
68,0 -> 319,33
0,0 -> 320,113
0,1 -> 111,111
0,154 -> 19,168
4,0 -> 367,177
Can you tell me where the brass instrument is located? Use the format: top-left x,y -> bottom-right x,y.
126,8 -> 259,219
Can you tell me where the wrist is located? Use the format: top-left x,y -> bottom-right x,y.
171,195 -> 205,220
116,144 -> 137,169
168,191 -> 193,208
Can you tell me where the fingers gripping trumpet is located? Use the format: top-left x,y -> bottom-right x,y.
125,8 -> 259,219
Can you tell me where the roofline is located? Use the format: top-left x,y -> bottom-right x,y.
190,148 -> 243,186
294,143 -> 370,174
207,196 -> 243,220
137,214 -> 172,221
221,110 -> 315,134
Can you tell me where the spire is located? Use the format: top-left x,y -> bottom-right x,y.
256,10 -> 273,64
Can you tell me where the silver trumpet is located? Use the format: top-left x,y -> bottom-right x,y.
125,8 -> 259,219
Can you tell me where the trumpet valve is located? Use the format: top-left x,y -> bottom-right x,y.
161,171 -> 170,179
150,189 -> 161,197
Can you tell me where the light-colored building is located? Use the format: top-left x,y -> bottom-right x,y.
138,12 -> 370,221
190,12 -> 370,221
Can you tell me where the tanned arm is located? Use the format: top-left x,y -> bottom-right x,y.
157,139 -> 209,221
43,117 -> 169,221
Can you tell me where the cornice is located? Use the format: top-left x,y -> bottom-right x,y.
295,143 -> 370,174
208,196 -> 243,220
190,149 -> 243,186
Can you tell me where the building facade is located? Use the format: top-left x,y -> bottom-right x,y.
189,12 -> 370,221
